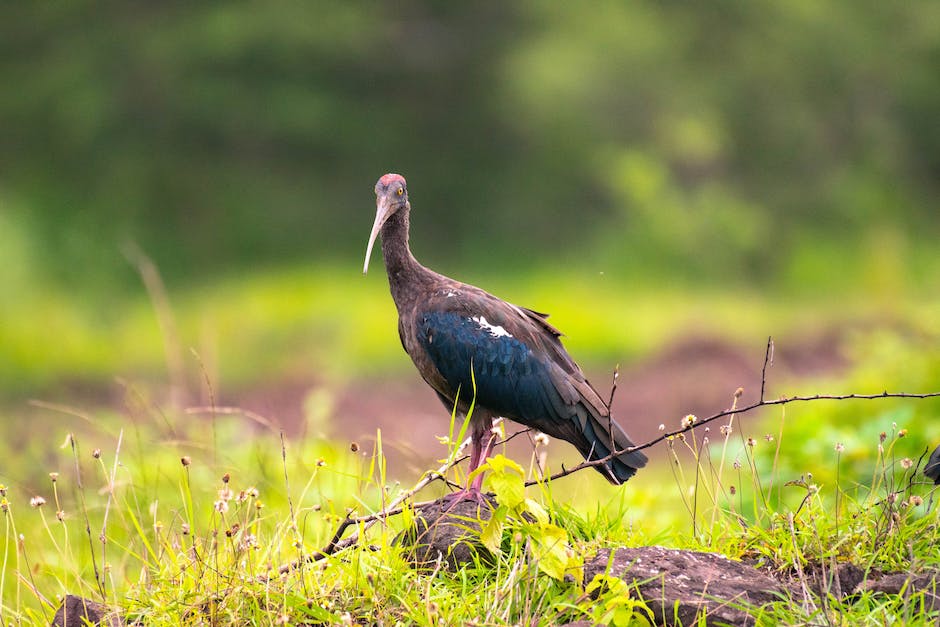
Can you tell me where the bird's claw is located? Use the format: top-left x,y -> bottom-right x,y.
438,488 -> 494,512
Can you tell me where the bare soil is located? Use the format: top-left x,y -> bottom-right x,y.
233,331 -> 849,482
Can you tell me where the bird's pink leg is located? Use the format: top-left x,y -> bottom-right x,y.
469,422 -> 496,492
442,415 -> 496,507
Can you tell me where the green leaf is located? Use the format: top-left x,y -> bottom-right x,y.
524,498 -> 549,525
482,454 -> 526,509
480,505 -> 508,553
530,523 -> 575,581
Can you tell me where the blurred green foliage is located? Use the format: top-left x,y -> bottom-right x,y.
1,1 -> 938,292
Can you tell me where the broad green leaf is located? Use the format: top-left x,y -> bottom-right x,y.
531,523 -> 572,581
482,454 -> 526,509
480,505 -> 508,553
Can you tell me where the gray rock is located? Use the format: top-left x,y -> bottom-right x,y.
396,495 -> 497,571
855,571 -> 940,612
584,547 -> 793,626
51,595 -> 123,626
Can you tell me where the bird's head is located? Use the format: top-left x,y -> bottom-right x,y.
364,173 -> 409,273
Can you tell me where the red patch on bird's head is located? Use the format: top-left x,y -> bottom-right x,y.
377,173 -> 406,188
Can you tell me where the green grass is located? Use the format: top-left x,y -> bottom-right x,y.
1,336 -> 938,625
3,263 -> 940,399
2,262 -> 939,623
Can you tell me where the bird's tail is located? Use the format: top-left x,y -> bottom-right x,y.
576,409 -> 648,485
926,445 -> 940,485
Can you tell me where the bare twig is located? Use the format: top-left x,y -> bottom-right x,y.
760,336 -> 774,403
185,406 -> 280,433
278,338 -> 940,571
274,431 -> 478,575
69,434 -> 105,599
526,390 -> 940,486
123,242 -> 187,409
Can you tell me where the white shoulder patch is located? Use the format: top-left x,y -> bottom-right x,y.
472,315 -> 512,338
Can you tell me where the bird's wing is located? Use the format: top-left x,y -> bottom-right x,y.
414,287 -> 646,482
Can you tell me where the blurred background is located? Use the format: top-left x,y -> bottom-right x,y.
1,2 -> 938,489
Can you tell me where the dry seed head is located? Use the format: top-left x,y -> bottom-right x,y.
880,432 -> 887,443
764,434 -> 774,442
214,500 -> 229,514
734,387 -> 744,398
56,510 -> 65,521
218,487 -> 233,502
533,432 -> 550,446
181,523 -> 190,535
92,448 -> 101,459
909,495 -> 924,507
901,458 -> 913,469
729,485 -> 736,495
898,429 -> 907,438
720,425 -> 732,437
746,437 -> 756,447
49,472 -> 59,482
245,486 -> 259,498
30,496 -> 46,508
658,424 -> 665,431
181,456 -> 191,467
834,442 -> 844,453
222,472 -> 230,484
350,441 -> 359,452
316,458 -> 326,467
681,414 -> 697,428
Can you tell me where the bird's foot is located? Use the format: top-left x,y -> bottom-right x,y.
438,488 -> 494,512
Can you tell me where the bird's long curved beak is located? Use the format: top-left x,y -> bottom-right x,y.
363,195 -> 393,274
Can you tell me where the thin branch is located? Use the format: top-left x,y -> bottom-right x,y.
274,431 -> 478,575
123,242 -> 187,408
526,390 -> 940,486
760,336 -> 774,403
278,337 -> 940,570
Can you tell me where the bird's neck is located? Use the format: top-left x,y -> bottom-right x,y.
381,207 -> 432,305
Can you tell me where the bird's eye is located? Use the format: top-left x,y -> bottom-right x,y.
397,188 -> 404,196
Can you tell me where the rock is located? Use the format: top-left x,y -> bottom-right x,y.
855,571 -> 940,612
51,595 -> 123,626
584,547 -> 794,626
803,560 -> 870,600
396,495 -> 497,571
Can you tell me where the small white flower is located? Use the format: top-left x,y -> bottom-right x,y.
30,496 -> 46,508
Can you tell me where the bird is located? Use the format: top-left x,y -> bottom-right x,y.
363,173 -> 647,501
926,444 -> 940,485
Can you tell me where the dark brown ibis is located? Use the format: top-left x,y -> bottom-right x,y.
363,173 -> 647,498
926,444 -> 940,485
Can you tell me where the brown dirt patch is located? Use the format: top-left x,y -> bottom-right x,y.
232,331 -> 849,482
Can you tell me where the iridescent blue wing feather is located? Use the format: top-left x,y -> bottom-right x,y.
413,289 -> 647,484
